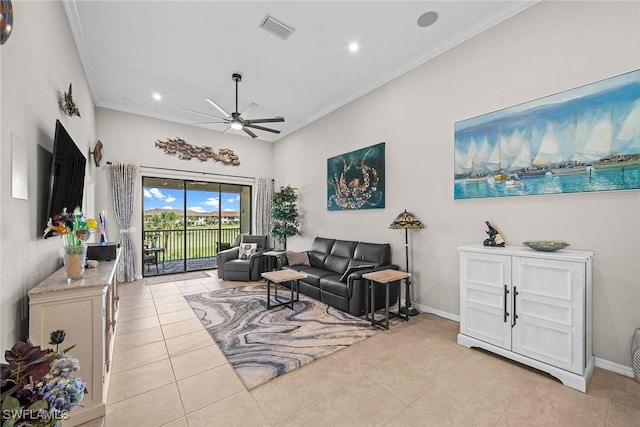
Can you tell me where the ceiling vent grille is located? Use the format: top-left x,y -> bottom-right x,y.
259,15 -> 295,40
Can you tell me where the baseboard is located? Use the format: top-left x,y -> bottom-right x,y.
411,304 -> 634,378
595,357 -> 634,378
412,302 -> 460,323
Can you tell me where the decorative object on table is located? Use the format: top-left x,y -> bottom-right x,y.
90,140 -> 103,167
155,137 -> 240,165
522,240 -> 570,252
632,328 -> 640,383
98,209 -> 107,243
43,208 -> 97,281
483,221 -> 505,247
389,210 -> 425,316
270,185 -> 300,250
59,83 -> 81,118
328,142 -> 385,210
183,73 -> 285,138
454,68 -> 640,200
0,0 -> 13,45
0,329 -> 86,426
184,285 -> 379,389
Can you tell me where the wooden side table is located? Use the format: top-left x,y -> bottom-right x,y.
261,269 -> 307,310
362,269 -> 411,329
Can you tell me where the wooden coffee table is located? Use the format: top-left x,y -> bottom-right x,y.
261,269 -> 307,310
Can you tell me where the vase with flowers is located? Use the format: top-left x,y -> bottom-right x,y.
1,329 -> 86,427
44,208 -> 98,281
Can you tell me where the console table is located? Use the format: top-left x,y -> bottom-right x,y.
28,249 -> 121,425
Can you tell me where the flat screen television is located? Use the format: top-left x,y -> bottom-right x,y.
46,120 -> 86,223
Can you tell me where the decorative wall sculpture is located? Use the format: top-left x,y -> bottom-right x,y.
155,138 -> 240,166
59,83 -> 81,118
454,69 -> 640,199
327,142 -> 385,210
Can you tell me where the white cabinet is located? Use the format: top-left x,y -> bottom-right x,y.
458,244 -> 593,392
29,251 -> 121,426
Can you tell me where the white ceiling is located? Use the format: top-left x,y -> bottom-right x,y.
65,1 -> 537,142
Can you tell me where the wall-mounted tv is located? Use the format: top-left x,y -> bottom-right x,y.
46,120 -> 86,221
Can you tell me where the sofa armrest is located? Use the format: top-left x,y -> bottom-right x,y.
218,247 -> 240,262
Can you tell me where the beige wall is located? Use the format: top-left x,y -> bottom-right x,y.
94,108 -> 274,278
0,1 -> 97,353
273,1 -> 640,370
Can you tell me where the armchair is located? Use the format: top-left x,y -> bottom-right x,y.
217,234 -> 270,281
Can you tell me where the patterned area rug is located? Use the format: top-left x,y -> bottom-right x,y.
143,270 -> 210,285
184,285 -> 380,389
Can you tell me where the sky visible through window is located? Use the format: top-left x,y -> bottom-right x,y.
143,187 -> 240,213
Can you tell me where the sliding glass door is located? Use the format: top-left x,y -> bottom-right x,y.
142,177 -> 251,277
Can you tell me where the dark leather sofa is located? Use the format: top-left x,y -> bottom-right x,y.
281,237 -> 399,317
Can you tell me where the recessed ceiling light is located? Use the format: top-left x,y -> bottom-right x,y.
348,42 -> 359,53
417,11 -> 439,28
152,92 -> 162,101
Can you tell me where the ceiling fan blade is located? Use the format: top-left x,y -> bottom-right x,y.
182,108 -> 228,121
243,128 -> 258,138
245,117 -> 285,124
240,102 -> 258,119
222,125 -> 233,135
244,123 -> 281,134
206,98 -> 231,118
191,121 -> 228,125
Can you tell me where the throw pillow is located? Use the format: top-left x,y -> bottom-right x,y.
238,243 -> 258,260
286,251 -> 310,266
339,262 -> 376,283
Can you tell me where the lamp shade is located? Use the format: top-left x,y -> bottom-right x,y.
389,210 -> 425,229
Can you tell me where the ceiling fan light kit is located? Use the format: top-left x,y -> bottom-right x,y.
185,73 -> 285,139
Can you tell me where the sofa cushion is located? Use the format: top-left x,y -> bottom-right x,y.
293,266 -> 334,287
311,237 -> 336,254
223,259 -> 252,272
354,242 -> 391,265
308,251 -> 328,269
238,243 -> 258,260
331,240 -> 358,258
323,255 -> 351,274
286,251 -> 310,266
319,275 -> 349,298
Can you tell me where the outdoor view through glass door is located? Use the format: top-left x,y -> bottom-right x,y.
142,177 -> 251,276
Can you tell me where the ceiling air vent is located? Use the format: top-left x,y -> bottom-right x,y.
259,15 -> 295,40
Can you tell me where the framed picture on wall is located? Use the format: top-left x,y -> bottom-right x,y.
454,68 -> 640,199
327,142 -> 385,210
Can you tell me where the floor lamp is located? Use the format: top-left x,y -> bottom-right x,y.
389,210 -> 425,316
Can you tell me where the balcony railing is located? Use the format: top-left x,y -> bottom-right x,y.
143,227 -> 241,261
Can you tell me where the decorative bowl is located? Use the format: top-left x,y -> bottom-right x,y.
522,241 -> 570,252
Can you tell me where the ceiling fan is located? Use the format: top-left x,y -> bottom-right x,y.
183,73 -> 284,138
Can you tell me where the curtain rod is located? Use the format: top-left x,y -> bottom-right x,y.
106,161 -> 257,181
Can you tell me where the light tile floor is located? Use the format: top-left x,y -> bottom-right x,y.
79,272 -> 640,427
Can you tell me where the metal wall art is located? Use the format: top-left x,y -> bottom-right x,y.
0,0 -> 13,45
155,137 -> 240,166
59,83 -> 81,118
454,69 -> 640,199
327,142 -> 385,210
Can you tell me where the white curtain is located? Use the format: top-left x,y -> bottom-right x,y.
255,178 -> 274,248
110,163 -> 138,282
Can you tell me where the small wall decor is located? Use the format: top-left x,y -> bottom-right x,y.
155,137 -> 240,165
0,0 -> 13,45
327,142 -> 385,210
454,69 -> 640,199
59,83 -> 81,117
90,140 -> 103,167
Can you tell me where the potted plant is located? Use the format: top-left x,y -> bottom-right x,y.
270,185 -> 300,250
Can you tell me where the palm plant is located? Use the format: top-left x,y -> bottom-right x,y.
270,185 -> 300,249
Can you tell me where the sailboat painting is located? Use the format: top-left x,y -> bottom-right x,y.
454,69 -> 640,199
